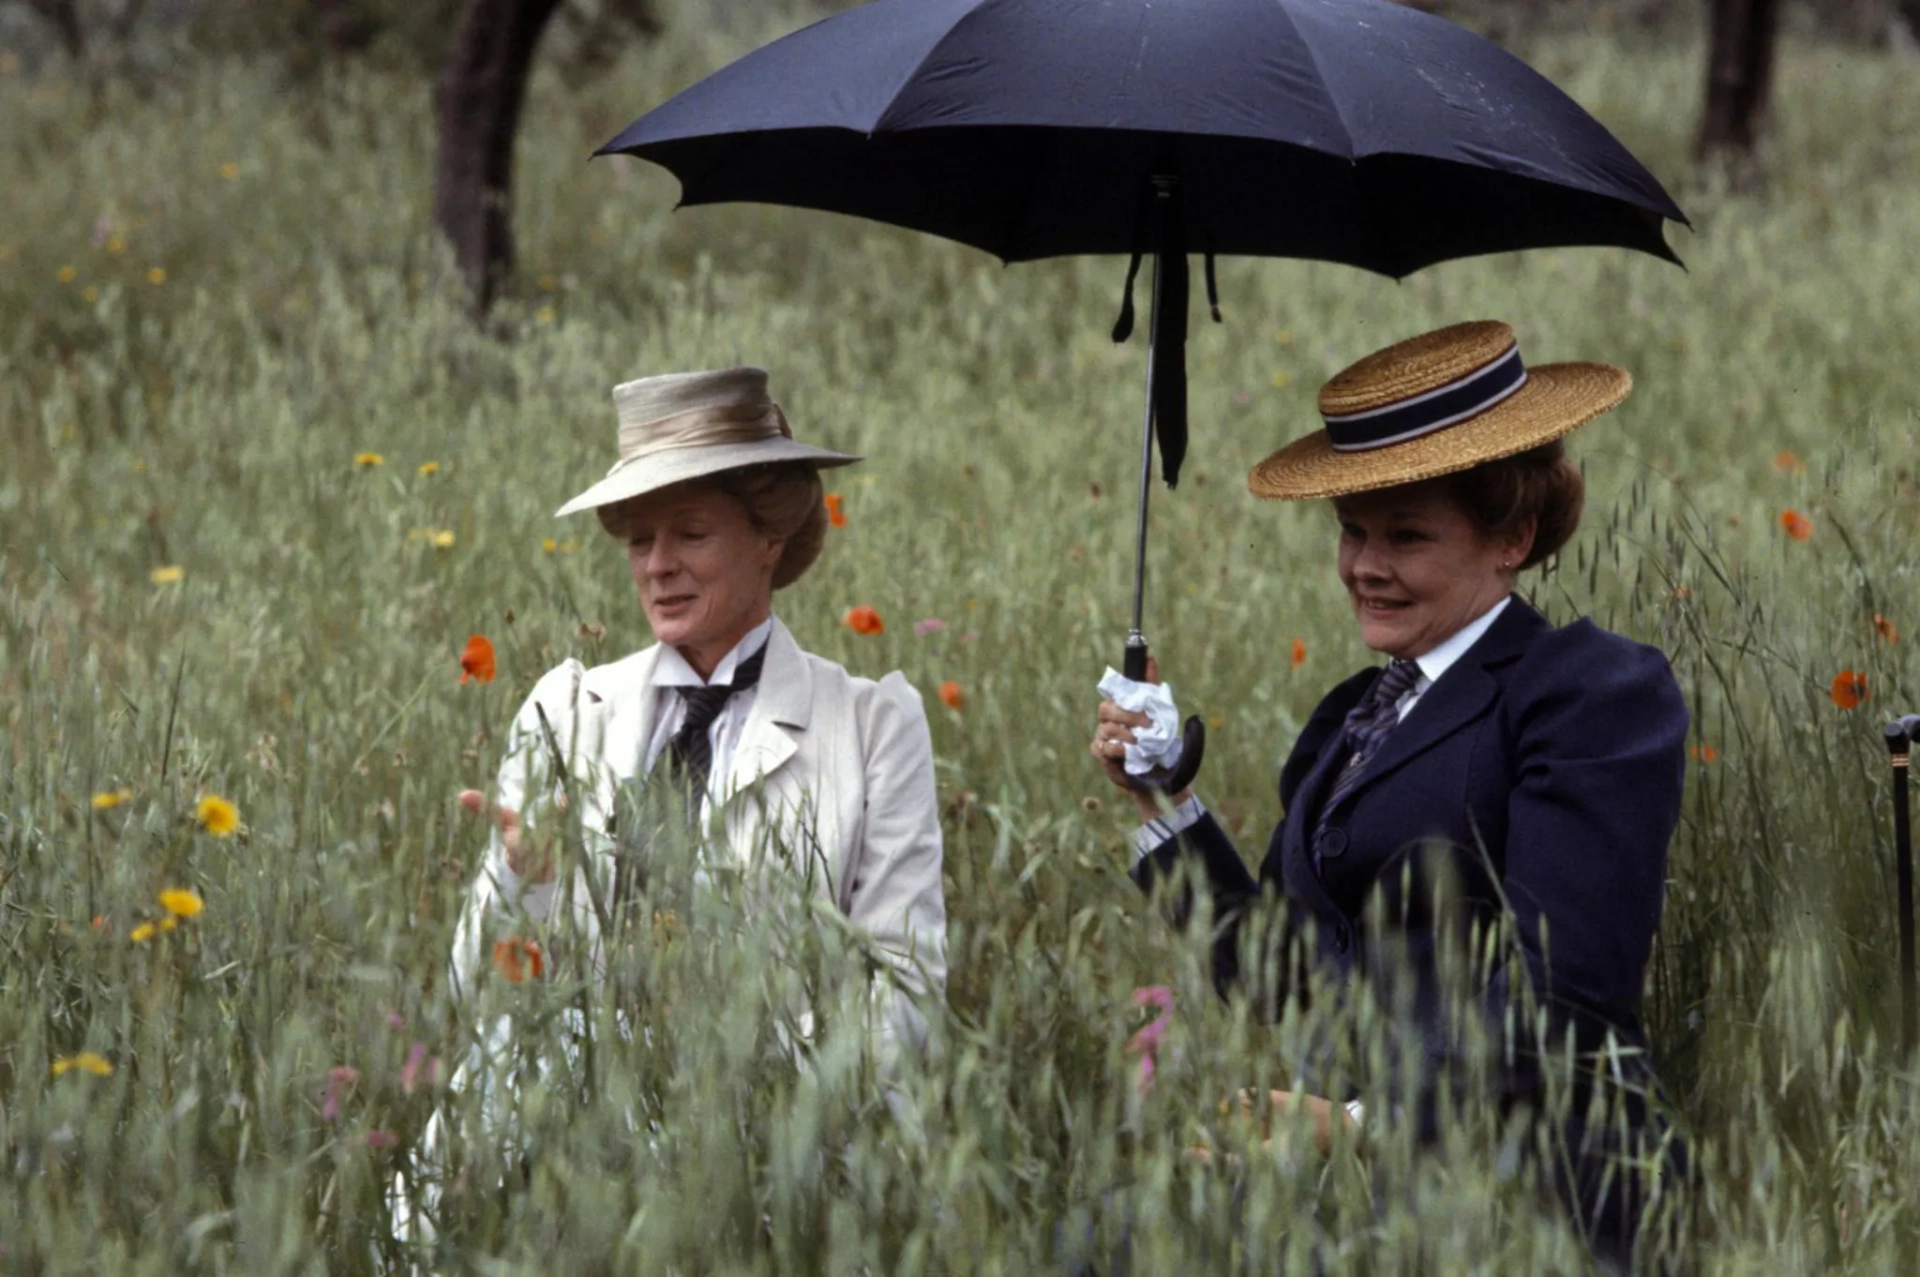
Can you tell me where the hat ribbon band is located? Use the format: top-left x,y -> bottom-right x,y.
1323,344 -> 1527,452
605,402 -> 793,479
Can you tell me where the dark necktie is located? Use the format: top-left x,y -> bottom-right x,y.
1317,658 -> 1422,832
664,639 -> 769,804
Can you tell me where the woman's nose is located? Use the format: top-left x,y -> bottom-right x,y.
643,541 -> 679,577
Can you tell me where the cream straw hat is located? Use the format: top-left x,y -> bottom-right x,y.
555,367 -> 859,518
1248,321 -> 1631,501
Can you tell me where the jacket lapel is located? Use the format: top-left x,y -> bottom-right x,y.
719,617 -> 809,803
1326,596 -> 1546,817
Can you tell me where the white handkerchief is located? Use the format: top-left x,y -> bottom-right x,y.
1098,668 -> 1184,776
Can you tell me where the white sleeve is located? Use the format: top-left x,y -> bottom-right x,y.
1130,793 -> 1209,865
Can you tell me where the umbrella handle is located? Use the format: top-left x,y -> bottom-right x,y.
1121,634 -> 1206,794
1890,717 -> 1917,1056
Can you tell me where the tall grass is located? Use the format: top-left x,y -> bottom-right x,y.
2,11 -> 1918,1273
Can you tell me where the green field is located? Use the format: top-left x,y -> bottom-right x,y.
4,11 -> 1920,1273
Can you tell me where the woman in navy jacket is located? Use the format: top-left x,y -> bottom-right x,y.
1093,321 -> 1687,1268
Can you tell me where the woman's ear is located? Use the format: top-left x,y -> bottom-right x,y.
1505,516 -> 1539,568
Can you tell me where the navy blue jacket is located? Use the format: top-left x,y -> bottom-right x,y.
1133,596 -> 1688,1125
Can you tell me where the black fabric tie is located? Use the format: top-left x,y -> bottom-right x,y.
665,639 -> 769,804
1317,659 -> 1422,833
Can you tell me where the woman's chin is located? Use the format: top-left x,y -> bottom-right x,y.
1357,616 -> 1415,657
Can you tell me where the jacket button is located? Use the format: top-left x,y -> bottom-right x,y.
1317,827 -> 1348,859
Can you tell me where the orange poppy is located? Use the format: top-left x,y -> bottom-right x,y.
1290,637 -> 1307,668
1772,450 -> 1805,474
824,493 -> 847,528
844,605 -> 884,636
1830,670 -> 1869,710
1873,614 -> 1899,646
491,937 -> 544,983
938,680 -> 964,710
1779,510 -> 1814,541
460,634 -> 497,684
1688,743 -> 1719,764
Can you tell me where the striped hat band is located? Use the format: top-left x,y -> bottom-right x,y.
1322,341 -> 1528,453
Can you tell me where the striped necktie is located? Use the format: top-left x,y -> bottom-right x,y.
1317,658 -> 1421,831
665,640 -> 769,804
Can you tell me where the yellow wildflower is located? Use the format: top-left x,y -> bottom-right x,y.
52,1052 -> 114,1077
218,161 -> 239,180
147,267 -> 167,286
430,530 -> 456,549
196,795 -> 239,837
82,285 -> 99,303
91,787 -> 134,810
535,305 -> 556,324
57,264 -> 77,283
1270,372 -> 1292,389
150,565 -> 184,584
542,537 -> 558,553
130,921 -> 158,943
159,889 -> 204,918
417,461 -> 440,476
107,233 -> 126,255
161,916 -> 178,932
355,452 -> 384,468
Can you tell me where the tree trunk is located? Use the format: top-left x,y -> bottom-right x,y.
25,0 -> 87,61
1696,0 -> 1782,178
432,0 -> 565,318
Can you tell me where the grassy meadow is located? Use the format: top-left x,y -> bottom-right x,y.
4,8 -> 1920,1272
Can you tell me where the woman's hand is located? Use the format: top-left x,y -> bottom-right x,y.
458,789 -> 557,884
1090,656 -> 1192,820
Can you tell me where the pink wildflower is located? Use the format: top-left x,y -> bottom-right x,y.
913,617 -> 947,637
365,1128 -> 400,1150
1125,986 -> 1175,1097
400,1043 -> 440,1095
321,1066 -> 359,1121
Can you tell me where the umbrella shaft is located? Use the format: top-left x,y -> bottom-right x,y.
1895,750 -> 1915,1054
1130,184 -> 1174,642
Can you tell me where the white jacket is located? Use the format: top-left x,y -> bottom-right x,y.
449,617 -> 948,1061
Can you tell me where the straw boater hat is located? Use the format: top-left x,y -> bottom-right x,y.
1248,321 -> 1631,501
555,367 -> 859,518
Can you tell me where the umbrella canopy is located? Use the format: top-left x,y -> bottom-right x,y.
601,0 -> 1685,273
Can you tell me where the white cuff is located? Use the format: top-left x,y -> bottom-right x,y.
1130,794 -> 1207,865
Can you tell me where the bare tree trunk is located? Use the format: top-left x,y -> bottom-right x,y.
1696,0 -> 1782,181
433,0 -> 565,319
25,0 -> 87,61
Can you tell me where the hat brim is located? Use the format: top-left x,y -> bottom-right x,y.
1247,362 -> 1631,501
555,440 -> 862,518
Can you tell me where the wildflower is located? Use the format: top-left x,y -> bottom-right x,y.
386,1009 -> 406,1031
543,538 -> 559,553
430,530 -> 456,549
354,452 -> 384,468
196,795 -> 240,837
417,460 -> 440,476
1270,372 -> 1292,389
824,493 -> 847,528
492,937 -> 544,984
82,285 -> 99,303
129,921 -> 158,943
218,161 -> 239,180
913,617 -> 946,637
57,264 -> 77,283
321,1066 -> 359,1121
1779,510 -> 1814,541
150,565 -> 184,584
1772,450 -> 1806,474
843,605 -> 884,636
91,787 -> 134,810
459,634 -> 497,684
147,267 -> 167,286
106,234 -> 126,255
938,680 -> 965,710
1830,670 -> 1869,710
90,916 -> 105,930
401,1043 -> 440,1095
535,305 -> 556,324
1874,614 -> 1898,646
161,916 -> 178,933
51,1052 -> 114,1078
365,1128 -> 399,1150
158,889 -> 204,919
1688,743 -> 1719,764
1290,637 -> 1307,668
1125,986 -> 1175,1098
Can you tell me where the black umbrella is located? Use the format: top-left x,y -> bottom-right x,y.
599,0 -> 1687,788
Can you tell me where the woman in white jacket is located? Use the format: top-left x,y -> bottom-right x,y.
451,365 -> 947,1070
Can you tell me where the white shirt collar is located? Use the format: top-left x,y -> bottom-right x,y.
1412,594 -> 1510,689
651,615 -> 775,689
